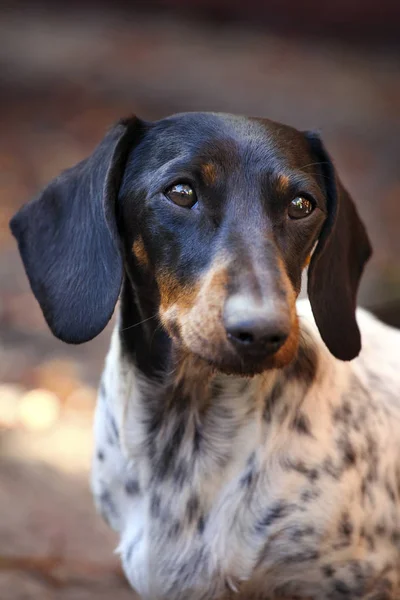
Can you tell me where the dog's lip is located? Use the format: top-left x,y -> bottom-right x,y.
168,328 -> 284,375
187,346 -> 279,376
227,336 -> 284,358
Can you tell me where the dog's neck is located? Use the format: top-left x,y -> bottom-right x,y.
119,276 -> 172,377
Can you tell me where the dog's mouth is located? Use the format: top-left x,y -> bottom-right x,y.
163,314 -> 300,377
199,352 -> 287,377
157,258 -> 300,377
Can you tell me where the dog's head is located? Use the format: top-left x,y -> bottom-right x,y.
10,113 -> 371,375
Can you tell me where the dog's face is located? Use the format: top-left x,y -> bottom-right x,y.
120,114 -> 327,374
10,113 -> 372,375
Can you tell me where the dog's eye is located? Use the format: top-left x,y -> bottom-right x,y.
288,197 -> 314,219
165,183 -> 197,208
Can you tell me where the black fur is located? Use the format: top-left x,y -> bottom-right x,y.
10,117 -> 143,343
305,131 -> 372,360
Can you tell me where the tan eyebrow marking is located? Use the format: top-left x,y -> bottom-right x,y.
201,162 -> 218,185
277,174 -> 290,193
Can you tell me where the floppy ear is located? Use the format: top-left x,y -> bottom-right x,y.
10,117 -> 141,344
304,131 -> 372,361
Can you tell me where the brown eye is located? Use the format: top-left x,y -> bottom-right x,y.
288,196 -> 314,219
165,183 -> 197,208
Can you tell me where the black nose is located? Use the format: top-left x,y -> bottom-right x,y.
224,296 -> 290,355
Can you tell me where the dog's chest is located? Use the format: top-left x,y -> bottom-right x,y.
91,344 -> 400,600
93,374 -> 310,594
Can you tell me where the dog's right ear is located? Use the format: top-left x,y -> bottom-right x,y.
304,131 -> 372,361
10,116 -> 143,344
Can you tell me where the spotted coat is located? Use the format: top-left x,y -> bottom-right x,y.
91,300 -> 400,600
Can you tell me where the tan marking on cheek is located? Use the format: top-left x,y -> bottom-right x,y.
272,315 -> 299,368
269,257 -> 299,368
201,162 -> 218,186
157,270 -> 202,341
303,254 -> 311,269
158,259 -> 230,361
157,271 -> 199,312
132,237 -> 149,268
178,259 -> 230,352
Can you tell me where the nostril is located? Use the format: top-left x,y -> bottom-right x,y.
223,295 -> 291,354
226,323 -> 289,350
229,330 -> 255,345
268,333 -> 286,345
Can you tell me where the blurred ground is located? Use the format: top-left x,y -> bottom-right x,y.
0,5 -> 400,599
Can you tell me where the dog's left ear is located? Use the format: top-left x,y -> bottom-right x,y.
10,116 -> 142,344
304,131 -> 372,361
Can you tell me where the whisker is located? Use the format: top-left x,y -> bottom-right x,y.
121,314 -> 158,332
300,171 -> 332,180
299,161 -> 330,170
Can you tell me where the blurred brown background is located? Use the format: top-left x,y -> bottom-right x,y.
1,2 -> 400,598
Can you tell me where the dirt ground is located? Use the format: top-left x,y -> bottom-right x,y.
0,6 -> 400,599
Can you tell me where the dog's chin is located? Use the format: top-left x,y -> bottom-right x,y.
205,354 -> 289,377
175,344 -> 295,377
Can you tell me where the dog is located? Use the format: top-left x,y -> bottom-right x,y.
10,112 -> 400,599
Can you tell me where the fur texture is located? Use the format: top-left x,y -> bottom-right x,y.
93,301 -> 400,599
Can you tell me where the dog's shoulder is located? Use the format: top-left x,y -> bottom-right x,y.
297,297 -> 400,416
